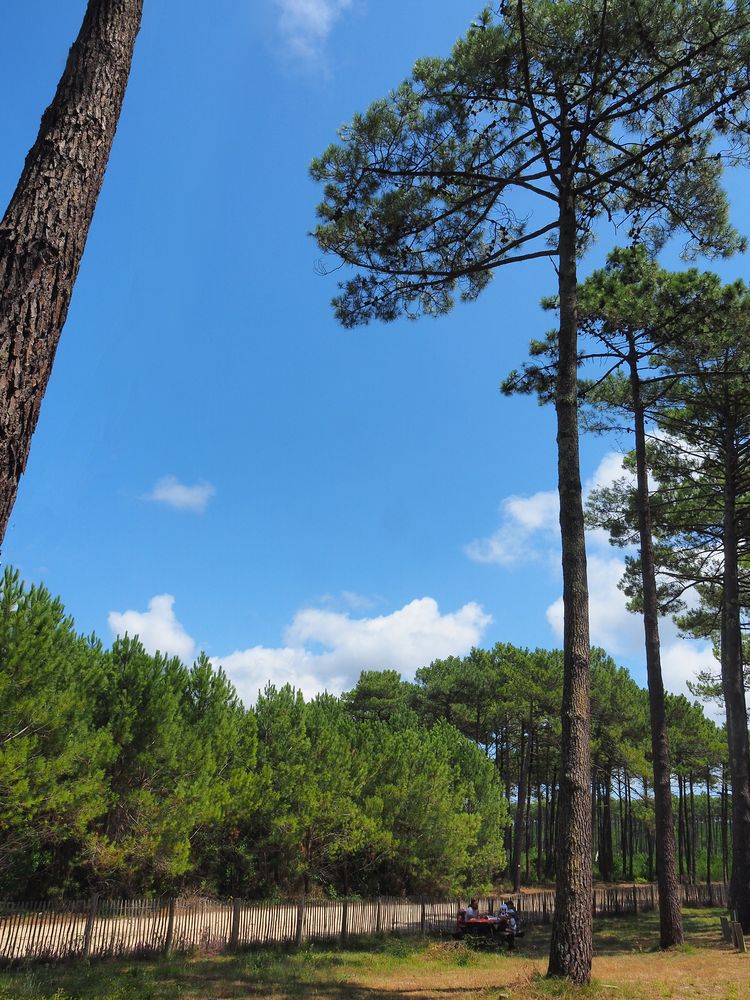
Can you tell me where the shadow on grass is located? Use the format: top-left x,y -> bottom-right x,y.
0,961 -> 482,1000
589,906 -> 732,957
0,946 -> 449,1000
0,908 -> 734,999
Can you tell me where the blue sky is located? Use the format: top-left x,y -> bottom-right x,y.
1,0 -> 748,706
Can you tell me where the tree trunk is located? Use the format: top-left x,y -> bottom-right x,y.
721,422 -> 750,931
721,764 -> 729,884
546,768 -> 558,879
678,775 -> 685,881
0,0 -> 143,543
627,343 -> 683,945
600,774 -> 614,883
503,721 -> 514,867
618,772 -> 627,875
689,773 -> 697,884
682,775 -> 692,884
706,767 -> 713,888
592,777 -> 599,876
627,775 -> 634,881
547,174 -> 593,985
525,758 -> 533,882
512,723 -> 529,893
537,778 -> 544,882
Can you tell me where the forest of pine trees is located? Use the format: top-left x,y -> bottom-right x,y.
0,566 -> 735,903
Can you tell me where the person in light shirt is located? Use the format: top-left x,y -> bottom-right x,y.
465,898 -> 479,919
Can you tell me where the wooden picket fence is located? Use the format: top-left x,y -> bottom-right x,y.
507,881 -> 729,926
0,882 -> 731,963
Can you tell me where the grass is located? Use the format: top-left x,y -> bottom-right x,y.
0,908 -> 746,1000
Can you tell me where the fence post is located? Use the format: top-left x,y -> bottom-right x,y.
295,896 -> 305,947
632,886 -> 639,915
731,921 -> 747,953
82,892 -> 99,960
375,897 -> 382,935
230,898 -> 241,950
420,898 -> 426,936
341,899 -> 349,942
164,897 -> 176,957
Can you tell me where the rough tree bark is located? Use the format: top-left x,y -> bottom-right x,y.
627,337 -> 684,946
0,0 -> 143,543
547,162 -> 593,985
721,417 -> 750,931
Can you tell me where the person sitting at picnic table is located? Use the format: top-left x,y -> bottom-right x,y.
465,898 -> 480,919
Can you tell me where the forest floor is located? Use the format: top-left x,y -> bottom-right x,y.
0,907 -> 746,1000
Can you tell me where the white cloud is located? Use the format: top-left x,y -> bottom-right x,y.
465,451 -> 635,568
274,0 -> 352,59
464,489 -> 558,566
584,451 -> 631,493
144,475 -> 215,513
108,593 -> 491,706
108,594 -> 197,661
661,640 -> 718,700
218,597 -> 491,703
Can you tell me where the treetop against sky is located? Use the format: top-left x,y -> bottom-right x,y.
1,0 -> 749,709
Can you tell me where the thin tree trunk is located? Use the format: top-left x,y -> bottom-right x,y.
683,776 -> 692,883
627,342 -> 683,944
512,723 -> 529,893
601,773 -> 614,883
504,721 -> 514,867
627,775 -> 635,881
525,750 -> 533,882
547,170 -> 593,985
644,777 -> 654,882
721,764 -> 729,884
546,768 -> 558,879
0,0 -> 143,542
689,773 -> 697,884
592,777 -> 599,876
721,421 -> 750,931
618,771 -> 627,875
706,767 -> 713,888
678,775 -> 685,882
537,778 -> 544,882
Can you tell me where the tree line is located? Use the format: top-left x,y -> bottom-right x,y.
0,567 -> 506,901
1,562 -> 735,906
347,651 -> 735,891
